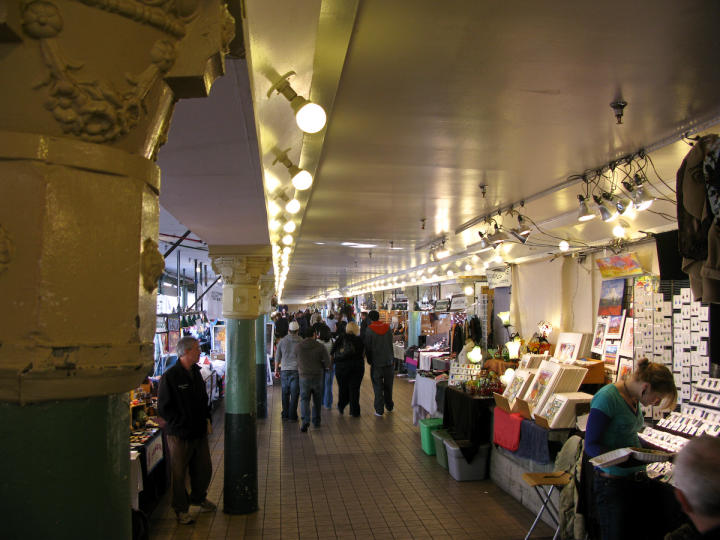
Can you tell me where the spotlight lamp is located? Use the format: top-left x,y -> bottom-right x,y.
630,174 -> 654,210
577,195 -> 596,222
487,222 -> 509,244
593,194 -> 618,222
509,228 -> 529,244
273,149 -> 313,190
267,71 -> 327,134
516,214 -> 532,236
615,196 -> 634,216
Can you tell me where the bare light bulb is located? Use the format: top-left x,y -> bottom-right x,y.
283,221 -> 296,233
464,285 -> 474,296
285,199 -> 301,214
291,169 -> 313,190
282,234 -> 294,245
559,240 -> 570,252
294,101 -> 326,133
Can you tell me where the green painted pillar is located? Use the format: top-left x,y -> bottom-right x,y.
0,394 -> 130,539
224,318 -> 258,514
409,311 -> 421,347
255,314 -> 268,418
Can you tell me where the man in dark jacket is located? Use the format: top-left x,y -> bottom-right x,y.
158,337 -> 216,524
364,310 -> 395,416
296,327 -> 331,432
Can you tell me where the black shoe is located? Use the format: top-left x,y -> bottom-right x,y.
386,406 -> 393,412
300,423 -> 309,432
338,405 -> 344,415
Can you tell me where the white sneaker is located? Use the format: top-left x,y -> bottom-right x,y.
374,411 -> 383,417
177,511 -> 194,525
197,499 -> 217,512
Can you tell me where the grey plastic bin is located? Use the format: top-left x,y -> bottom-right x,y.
431,429 -> 452,469
444,439 -> 490,481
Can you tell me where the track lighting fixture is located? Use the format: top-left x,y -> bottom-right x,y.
615,196 -> 634,216
486,222 -> 510,244
516,214 -> 532,236
267,71 -> 327,134
509,228 -> 529,244
630,174 -> 654,211
593,194 -> 618,222
577,195 -> 596,222
273,149 -> 313,190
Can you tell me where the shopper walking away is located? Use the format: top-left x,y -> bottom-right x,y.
359,311 -> 369,340
332,321 -> 365,417
364,310 -> 395,416
315,324 -> 335,409
297,326 -> 331,432
158,337 -> 217,524
275,320 -> 302,421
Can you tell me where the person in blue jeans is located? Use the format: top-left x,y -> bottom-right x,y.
296,326 -> 331,432
274,320 -> 302,421
314,323 -> 334,408
585,358 -> 677,540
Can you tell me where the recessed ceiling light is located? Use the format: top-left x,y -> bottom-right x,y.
314,242 -> 326,245
341,242 -> 376,249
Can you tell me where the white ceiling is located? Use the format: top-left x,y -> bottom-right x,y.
156,0 -> 720,304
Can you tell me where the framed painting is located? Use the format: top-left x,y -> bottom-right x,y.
606,310 -> 626,339
615,357 -> 634,382
591,316 -> 609,355
618,318 -> 634,358
555,332 -> 584,362
598,278 -> 625,316
603,340 -> 619,369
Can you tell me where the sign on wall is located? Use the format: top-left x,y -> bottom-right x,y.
487,266 -> 511,289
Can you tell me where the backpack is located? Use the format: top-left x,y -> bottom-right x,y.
334,336 -> 356,362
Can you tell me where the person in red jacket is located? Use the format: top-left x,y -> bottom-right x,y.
363,310 -> 395,416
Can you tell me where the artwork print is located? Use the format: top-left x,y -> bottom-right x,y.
544,397 -> 564,423
527,369 -> 553,407
596,253 -> 644,278
619,318 -> 634,358
598,279 -> 626,316
616,357 -> 634,382
591,317 -> 609,355
557,343 -> 576,361
555,332 -> 584,362
606,311 -> 626,339
603,341 -> 619,368
506,374 -> 527,401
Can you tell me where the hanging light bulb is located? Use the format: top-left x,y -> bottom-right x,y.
612,219 -> 629,238
559,240 -> 570,252
446,269 -> 454,277
464,263 -> 472,271
464,285 -> 474,296
283,221 -> 296,233
282,234 -> 294,245
268,219 -> 281,231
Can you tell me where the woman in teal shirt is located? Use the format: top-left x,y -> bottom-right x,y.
585,358 -> 677,540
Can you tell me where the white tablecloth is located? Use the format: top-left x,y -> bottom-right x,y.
411,375 -> 442,425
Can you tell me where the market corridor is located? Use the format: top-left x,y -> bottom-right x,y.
149,376 -> 553,539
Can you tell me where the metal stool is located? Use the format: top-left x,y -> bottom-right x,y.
521,471 -> 571,540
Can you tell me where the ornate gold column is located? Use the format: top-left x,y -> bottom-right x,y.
210,246 -> 271,514
0,2 -> 235,537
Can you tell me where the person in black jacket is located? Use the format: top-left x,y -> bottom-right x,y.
158,337 -> 216,524
332,321 -> 365,417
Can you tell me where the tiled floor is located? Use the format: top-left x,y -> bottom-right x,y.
149,373 -> 553,539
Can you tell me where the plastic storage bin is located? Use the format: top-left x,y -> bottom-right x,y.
432,429 -> 453,468
444,439 -> 490,481
419,417 -> 444,455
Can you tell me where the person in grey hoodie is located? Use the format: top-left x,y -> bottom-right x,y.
364,310 -> 395,416
297,326 -> 331,432
274,320 -> 302,421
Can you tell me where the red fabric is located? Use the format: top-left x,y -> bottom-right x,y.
493,406 -> 523,452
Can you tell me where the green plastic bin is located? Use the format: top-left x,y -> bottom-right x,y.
419,417 -> 444,455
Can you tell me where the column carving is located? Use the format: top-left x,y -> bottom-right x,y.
0,0 -> 235,403
259,276 -> 275,315
210,247 -> 272,320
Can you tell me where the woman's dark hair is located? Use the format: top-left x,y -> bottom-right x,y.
633,358 -> 678,410
316,324 -> 332,342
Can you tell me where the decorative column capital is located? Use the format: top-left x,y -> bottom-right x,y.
259,276 -> 275,315
209,246 -> 271,320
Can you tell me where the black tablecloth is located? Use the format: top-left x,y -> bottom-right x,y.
435,381 -> 447,414
442,386 -> 494,462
